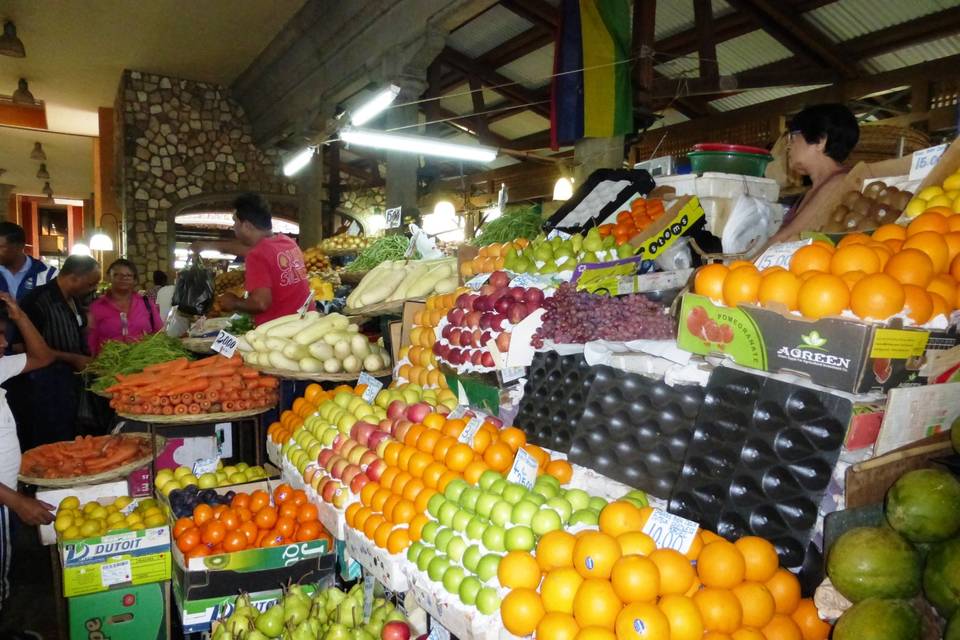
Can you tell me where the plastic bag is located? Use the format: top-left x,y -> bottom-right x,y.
171,258 -> 215,316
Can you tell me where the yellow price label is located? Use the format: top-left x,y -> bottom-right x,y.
870,328 -> 930,359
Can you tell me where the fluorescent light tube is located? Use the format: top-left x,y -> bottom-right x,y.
341,127 -> 497,163
283,147 -> 315,176
350,85 -> 401,126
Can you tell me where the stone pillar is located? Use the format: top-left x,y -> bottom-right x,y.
574,136 -> 625,183
298,148 -> 324,247
385,80 -> 427,213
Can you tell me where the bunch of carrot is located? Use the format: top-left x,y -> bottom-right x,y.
21,434 -> 152,478
107,354 -> 279,416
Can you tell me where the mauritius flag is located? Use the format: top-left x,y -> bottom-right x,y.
551,0 -> 633,147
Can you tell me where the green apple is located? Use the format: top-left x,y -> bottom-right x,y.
505,526 -> 535,551
569,509 -> 599,526
466,516 -> 487,541
444,479 -> 469,502
462,545 -> 483,572
478,471 -> 502,491
427,494 -> 446,518
427,555 -> 450,582
321,429 -> 338,446
488,479 -> 507,495
538,473 -> 560,490
525,492 -> 546,506
545,497 -> 573,522
490,500 -> 512,526
155,468 -> 175,486
476,587 -> 500,615
446,538 -> 467,563
533,480 -> 559,499
179,473 -> 199,487
482,525 -> 506,552
588,497 -> 608,513
416,547 -> 437,572
438,502 -> 459,527
458,576 -> 482,606
475,493 -> 500,518
235,462 -> 249,472
407,541 -> 424,564
442,566 -> 465,594
452,509 -> 472,532
564,488 -> 590,511
510,500 -> 539,526
229,472 -> 248,484
198,473 -> 219,489
435,528 -> 455,553
531,509 -> 562,536
501,484 -> 528,505
459,487 -> 481,512
421,521 -> 441,544
475,554 -> 501,582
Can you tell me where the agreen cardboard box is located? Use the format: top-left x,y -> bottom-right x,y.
60,523 -> 172,597
172,582 -> 318,634
69,581 -> 169,640
677,293 -> 957,393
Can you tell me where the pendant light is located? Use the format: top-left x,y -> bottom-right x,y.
0,21 -> 25,58
30,143 -> 46,161
553,177 -> 574,201
42,182 -> 53,198
36,164 -> 49,180
12,78 -> 35,105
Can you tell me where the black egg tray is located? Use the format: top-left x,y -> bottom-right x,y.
567,365 -> 703,497
668,366 -> 850,593
516,351 -> 595,452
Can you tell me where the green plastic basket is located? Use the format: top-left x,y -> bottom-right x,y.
688,150 -> 772,177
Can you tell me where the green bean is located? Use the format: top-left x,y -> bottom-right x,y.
472,207 -> 543,246
87,333 -> 192,392
346,235 -> 414,271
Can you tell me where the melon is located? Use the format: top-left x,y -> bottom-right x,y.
922,536 -> 960,618
832,598 -> 921,640
826,526 -> 921,602
885,468 -> 960,542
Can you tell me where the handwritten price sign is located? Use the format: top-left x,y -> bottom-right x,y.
641,509 -> 699,554
506,448 -> 539,489
211,330 -> 239,358
458,414 -> 484,446
910,143 -> 948,181
359,372 -> 384,403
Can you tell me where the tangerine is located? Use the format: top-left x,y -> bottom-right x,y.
830,244 -> 880,275
850,273 -> 905,320
657,595 -> 704,640
615,602 -> 670,640
611,555 -> 660,603
694,588 -> 742,634
887,248 -> 936,286
836,233 -> 870,247
617,531 -> 656,557
732,581 -> 776,629
499,551 -> 543,590
694,264 -> 730,301
541,567 -> 583,614
722,266 -> 761,307
500,427 -> 527,451
731,630 -> 764,640
760,614 -> 802,640
944,232 -> 960,263
538,530 -> 577,571
409,514 -> 429,541
538,613 -> 580,640
930,291 -> 951,317
445,443 -> 475,471
789,599 -> 831,640
840,270 -> 866,290
502,588 -> 546,636
871,224 -> 906,242
902,285 -> 934,324
463,460 -> 489,485
433,436 -> 457,462
573,531 -> 621,579
903,231 -> 950,273
927,274 -> 957,302
484,442 -> 514,472
648,548 -> 696,596
789,245 -> 832,275
757,270 -> 801,310
907,211 -> 950,236
797,274 -> 850,320
765,569 -> 801,615
698,540 -> 746,589
599,501 -> 644,537
734,536 -> 779,583
386,528 -> 410,554
573,579 -> 622,630
546,459 -> 573,484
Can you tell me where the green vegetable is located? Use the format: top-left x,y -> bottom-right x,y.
472,206 -> 544,246
346,235 -> 414,271
227,313 -> 255,334
87,333 -> 192,392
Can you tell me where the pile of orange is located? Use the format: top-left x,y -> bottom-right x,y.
461,239 -> 529,277
693,210 -> 960,324
399,289 -> 468,388
173,484 -> 332,559
598,198 -> 666,246
501,501 -> 830,640
267,384 -> 363,444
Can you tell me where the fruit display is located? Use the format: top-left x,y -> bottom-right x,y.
53,495 -> 167,541
105,354 -> 279,415
320,233 -> 373,253
820,183 -> 912,233
154,462 -> 270,497
211,269 -> 246,316
21,434 -> 153,479
345,257 -> 458,309
693,212 -> 960,324
498,228 -> 637,276
903,169 -> 960,218
303,244 -> 333,272
461,239 -> 528,278
240,312 -> 391,374
432,271 -> 546,372
172,483 -> 332,558
86,332 -> 192,393
345,235 -> 412,272
213,583 -> 411,640
597,197 -> 667,244
395,290 -> 462,388
165,484 -> 238,518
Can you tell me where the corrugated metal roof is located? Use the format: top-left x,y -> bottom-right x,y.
497,44 -> 554,90
648,108 -> 691,129
489,110 -> 551,139
862,33 -> 960,73
653,0 -> 733,40
448,4 -> 532,59
439,82 -> 506,116
804,0 -> 955,42
708,85 -> 831,111
654,29 -> 793,79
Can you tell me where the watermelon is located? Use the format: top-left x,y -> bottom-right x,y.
833,598 -> 921,640
922,536 -> 960,618
827,526 -> 921,602
885,468 -> 960,542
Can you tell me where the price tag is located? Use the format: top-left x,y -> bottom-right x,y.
458,414 -> 484,445
909,143 -> 948,181
100,559 -> 132,587
211,330 -> 239,358
500,366 -> 525,383
641,509 -> 700,554
506,448 -> 539,489
753,240 -> 811,271
362,571 -> 375,619
547,229 -> 572,240
428,620 -> 451,640
298,290 -> 314,318
385,206 -> 403,229
465,273 -> 490,290
192,457 -> 219,477
447,405 -> 467,419
359,372 -> 383,403
119,499 -> 140,517
510,273 -> 536,288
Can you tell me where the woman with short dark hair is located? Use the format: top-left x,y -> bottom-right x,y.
87,259 -> 161,355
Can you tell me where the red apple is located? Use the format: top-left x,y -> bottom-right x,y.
465,311 -> 482,328
449,328 -> 462,346
487,314 -> 505,332
315,476 -> 330,494
406,402 -> 432,423
509,287 -> 525,301
489,271 -> 510,289
303,466 -> 318,484
448,347 -> 463,364
375,439 -> 391,458
317,449 -> 335,467
523,287 -> 545,306
331,485 -> 348,508
441,325 -> 453,340
368,430 -> 390,451
481,352 -> 495,368
359,450 -> 378,467
347,446 -> 366,465
341,464 -> 361,486
351,473 -> 370,494
395,421 -> 413,442
382,621 -> 412,640
323,454 -> 340,472
496,332 -> 511,352
321,480 -> 338,503
366,458 -> 387,481
386,400 -> 408,420
508,304 -> 527,324
494,297 -> 513,315
456,294 -> 475,310
471,351 -> 483,365
330,458 -> 349,479
391,418 -> 411,437
448,308 -> 465,324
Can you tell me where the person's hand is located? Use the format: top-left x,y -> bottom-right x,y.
12,495 -> 54,526
218,292 -> 241,311
0,292 -> 24,322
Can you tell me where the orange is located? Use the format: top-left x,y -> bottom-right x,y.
363,514 -> 385,541
422,412 -> 445,430
648,548 -> 696,596
391,471 -> 413,494
499,551 -> 543,590
789,245 -> 832,275
500,426 -> 527,451
437,471 -> 460,492
433,436 -> 457,462
903,231 -> 950,273
761,614 -> 802,640
610,555 -> 660,603
884,238 -> 904,253
765,569 -> 801,615
695,264 -> 730,301
484,442 -> 514,472
573,531 -> 622,579
379,467 -> 400,491
839,270 -> 866,291
617,531 -> 656,557
734,536 -> 779,583
694,588 -> 742,634
353,507 -> 374,532
930,291 -> 951,317
797,274 -> 849,319
950,214 -> 960,232
416,429 -> 441,454
887,248 -> 935,286
953,253 -> 960,280
657,594 -> 704,640
444,443 -> 474,471
386,527 -> 410,554
537,613 -> 580,640
541,567 -> 583,614
525,444 -> 550,468
573,579 -> 622,630
697,540 -> 746,589
360,482 -> 380,507
538,530 -> 577,571
836,233 -> 870,248
402,478 -> 426,502
501,588 -> 546,636
546,459 -> 574,484
944,232 -> 960,263
902,285 -> 934,324
575,628 -> 615,640
732,581 -> 776,629
702,634 -> 733,640
441,419 -> 466,438
383,442 -> 402,467
422,462 -> 446,489
391,499 -> 416,524
906,211 -> 949,236
599,501 -> 644,537
471,428 -> 492,454
829,244 -> 880,275
871,223 -> 906,242
927,274 -> 957,303
615,602 -> 670,640
850,273 -> 905,320
757,270 -> 801,311
869,244 -> 892,269
403,425 -> 425,448
409,452 -> 434,479
345,503 -> 362,527
463,460 -> 489,485
722,266 -> 761,307
414,485 -> 436,512
731,630 -> 764,640
382,495 -> 401,522
684,533 -> 704,561
789,599 -> 831,640
408,514 -> 428,541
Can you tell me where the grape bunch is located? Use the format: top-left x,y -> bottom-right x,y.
531,283 -> 676,346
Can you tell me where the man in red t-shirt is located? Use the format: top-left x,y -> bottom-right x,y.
216,194 -> 312,325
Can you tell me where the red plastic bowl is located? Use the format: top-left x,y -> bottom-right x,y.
693,143 -> 771,156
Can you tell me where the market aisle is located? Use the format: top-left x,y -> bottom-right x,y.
0,521 -> 57,638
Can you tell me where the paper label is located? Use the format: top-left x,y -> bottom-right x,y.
298,290 -> 314,318
100,559 -> 133,587
641,509 -> 699,554
385,206 -> 403,229
118,500 -> 140,517
192,457 -> 219,477
754,240 -> 812,270
447,405 -> 467,419
458,415 -> 484,445
500,366 -> 526,383
547,229 -> 572,240
211,330 -> 239,358
428,620 -> 451,640
910,143 -> 948,181
359,372 -> 384,403
870,328 -> 930,359
510,273 -> 537,288
465,273 -> 490,290
363,572 -> 375,619
506,448 -> 539,489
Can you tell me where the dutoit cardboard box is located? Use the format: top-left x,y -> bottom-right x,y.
68,581 -> 169,640
677,293 -> 958,393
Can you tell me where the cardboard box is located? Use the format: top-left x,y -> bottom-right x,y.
173,582 -> 318,635
69,581 -> 169,640
676,293 -> 957,393
37,480 -> 129,546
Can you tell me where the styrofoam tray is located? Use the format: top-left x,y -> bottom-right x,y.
344,526 -> 410,591
405,566 -> 506,640
266,438 -> 283,468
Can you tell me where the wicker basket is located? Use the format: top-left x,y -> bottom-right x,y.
19,433 -> 164,487
847,125 -> 930,166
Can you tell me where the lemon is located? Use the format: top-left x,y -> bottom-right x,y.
82,501 -> 99,515
154,469 -> 175,487
88,505 -> 108,520
54,515 -> 74,532
173,466 -> 193,480
113,496 -> 133,510
138,498 -> 158,511
105,504 -> 118,514
943,172 -> 960,192
918,185 -> 945,201
928,194 -> 954,209
904,198 -> 928,218
144,514 -> 166,528
79,520 -> 101,537
124,512 -> 142,525
141,506 -> 162,519
62,525 -> 82,540
158,479 -> 180,497
59,496 -> 80,511
106,512 -> 126,525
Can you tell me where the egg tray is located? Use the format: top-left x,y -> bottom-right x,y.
567,365 -> 704,498
668,366 -> 851,593
515,351 -> 596,452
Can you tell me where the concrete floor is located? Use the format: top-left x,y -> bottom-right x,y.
0,520 -> 59,639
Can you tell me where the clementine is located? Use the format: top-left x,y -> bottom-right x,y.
722,266 -> 762,307
693,588 -> 742,634
850,273 -> 905,320
884,248 -> 935,287
797,274 -> 849,320
697,540 -> 746,589
757,270 -> 801,311
501,588 -> 546,636
694,264 -> 730,301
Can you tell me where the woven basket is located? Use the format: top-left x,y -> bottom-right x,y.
847,125 -> 930,166
19,432 -> 164,487
116,407 -> 270,424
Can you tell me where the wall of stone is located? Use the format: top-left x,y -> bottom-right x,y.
339,186 -> 386,234
116,70 -> 297,275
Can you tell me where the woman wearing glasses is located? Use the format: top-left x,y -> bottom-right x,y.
87,259 -> 162,355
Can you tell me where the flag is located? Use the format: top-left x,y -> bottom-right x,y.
551,0 -> 634,148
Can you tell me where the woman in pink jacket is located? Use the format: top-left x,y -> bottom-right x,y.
88,259 -> 162,355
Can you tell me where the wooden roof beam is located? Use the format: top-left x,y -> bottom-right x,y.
652,67 -> 839,98
500,0 -> 559,30
476,26 -> 553,68
845,6 -> 960,60
439,46 -> 551,118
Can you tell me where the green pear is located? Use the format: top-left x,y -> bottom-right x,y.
583,227 -> 603,252
570,234 -> 584,252
255,603 -> 286,638
326,623 -> 351,640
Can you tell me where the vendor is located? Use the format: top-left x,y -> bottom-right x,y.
87,259 -> 162,355
215,193 -> 312,324
767,103 -> 859,244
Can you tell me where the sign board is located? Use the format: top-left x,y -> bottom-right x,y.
211,331 -> 238,358
910,143 -> 948,181
385,207 -> 403,229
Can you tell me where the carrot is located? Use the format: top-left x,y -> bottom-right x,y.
188,404 -> 201,414
174,404 -> 188,415
169,394 -> 181,404
223,401 -> 235,411
259,377 -> 279,389
143,357 -> 189,374
162,406 -> 173,415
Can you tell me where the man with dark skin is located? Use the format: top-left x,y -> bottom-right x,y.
0,222 -> 57,302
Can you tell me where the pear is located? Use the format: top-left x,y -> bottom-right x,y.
581,251 -> 600,264
602,235 -> 616,250
570,234 -> 584,252
351,627 -> 376,640
337,597 -> 363,628
212,623 -> 234,640
290,619 -> 315,640
245,631 -> 270,640
255,603 -> 286,638
513,256 -> 532,273
616,242 -> 636,259
532,243 -> 554,262
365,620 -> 385,639
284,599 -> 310,626
583,227 -> 603,253
326,623 -> 352,640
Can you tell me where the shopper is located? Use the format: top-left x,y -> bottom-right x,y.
18,255 -> 100,447
87,259 -> 162,355
0,223 -> 58,302
768,103 -> 860,243
215,193 -> 312,324
146,269 -> 169,301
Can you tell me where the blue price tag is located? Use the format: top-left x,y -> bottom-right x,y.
506,448 -> 539,489
458,415 -> 484,445
362,572 -> 375,619
465,273 -> 490,290
359,372 -> 383,403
